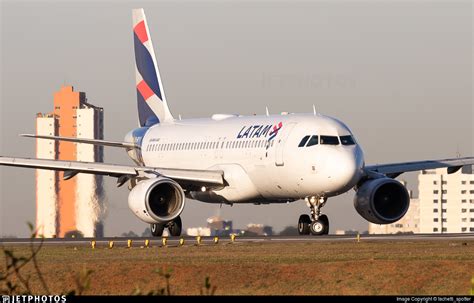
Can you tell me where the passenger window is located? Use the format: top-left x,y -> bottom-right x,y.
298,136 -> 310,147
306,135 -> 318,147
320,136 -> 339,145
340,135 -> 355,145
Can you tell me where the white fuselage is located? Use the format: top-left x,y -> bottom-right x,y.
136,113 -> 365,204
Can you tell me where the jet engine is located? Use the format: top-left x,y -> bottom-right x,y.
354,178 -> 410,224
128,177 -> 185,224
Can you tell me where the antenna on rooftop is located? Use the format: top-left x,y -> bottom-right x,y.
456,144 -> 461,158
265,107 -> 270,116
313,104 -> 317,116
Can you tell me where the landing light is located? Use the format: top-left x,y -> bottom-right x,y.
201,186 -> 207,192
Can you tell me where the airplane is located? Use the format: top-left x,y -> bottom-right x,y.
1,8 -> 473,237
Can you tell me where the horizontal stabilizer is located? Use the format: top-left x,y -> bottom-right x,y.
21,134 -> 138,149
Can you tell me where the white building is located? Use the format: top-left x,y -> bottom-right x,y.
35,114 -> 58,238
75,105 -> 105,237
418,167 -> 474,233
187,227 -> 211,236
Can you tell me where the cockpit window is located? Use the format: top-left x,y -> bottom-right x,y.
340,135 -> 356,145
306,135 -> 319,147
320,135 -> 339,145
298,136 -> 310,147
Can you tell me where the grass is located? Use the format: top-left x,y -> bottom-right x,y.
1,239 -> 473,295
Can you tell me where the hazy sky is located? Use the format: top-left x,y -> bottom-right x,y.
1,0 -> 472,237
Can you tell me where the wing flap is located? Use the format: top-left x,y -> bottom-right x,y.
365,157 -> 474,176
148,168 -> 224,186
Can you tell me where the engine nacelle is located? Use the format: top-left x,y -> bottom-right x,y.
128,177 -> 185,224
354,178 -> 410,224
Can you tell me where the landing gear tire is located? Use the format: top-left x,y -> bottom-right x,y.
151,223 -> 165,237
301,196 -> 329,236
310,220 -> 326,236
298,214 -> 311,235
168,216 -> 182,237
319,214 -> 329,235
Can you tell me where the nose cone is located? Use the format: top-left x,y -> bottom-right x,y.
326,147 -> 364,194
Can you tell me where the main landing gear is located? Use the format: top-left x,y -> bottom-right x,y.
298,196 -> 329,236
151,216 -> 182,237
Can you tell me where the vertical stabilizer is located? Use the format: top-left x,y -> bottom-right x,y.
132,8 -> 174,126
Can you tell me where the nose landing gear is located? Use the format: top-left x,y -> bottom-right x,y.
298,196 -> 329,236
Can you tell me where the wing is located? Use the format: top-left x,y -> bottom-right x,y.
20,134 -> 138,149
365,157 -> 474,178
0,156 -> 224,189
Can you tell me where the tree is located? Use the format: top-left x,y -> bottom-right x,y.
142,227 -> 152,237
64,230 -> 84,238
121,231 -> 139,237
278,226 -> 298,236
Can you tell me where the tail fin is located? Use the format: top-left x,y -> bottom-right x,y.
132,8 -> 174,126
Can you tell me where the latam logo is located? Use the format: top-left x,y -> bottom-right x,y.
237,122 -> 283,141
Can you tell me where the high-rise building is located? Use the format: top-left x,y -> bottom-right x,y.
36,86 -> 104,238
418,166 -> 474,233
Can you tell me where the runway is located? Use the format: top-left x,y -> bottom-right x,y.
1,233 -> 473,246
